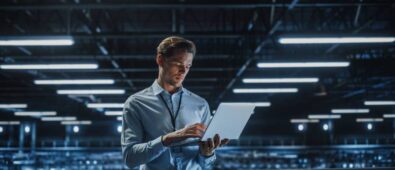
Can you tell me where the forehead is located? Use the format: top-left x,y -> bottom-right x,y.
166,51 -> 194,62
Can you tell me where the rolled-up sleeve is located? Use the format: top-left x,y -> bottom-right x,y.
121,97 -> 168,169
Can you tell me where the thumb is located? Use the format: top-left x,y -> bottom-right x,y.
198,141 -> 205,147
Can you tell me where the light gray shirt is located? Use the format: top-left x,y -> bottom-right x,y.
121,80 -> 215,170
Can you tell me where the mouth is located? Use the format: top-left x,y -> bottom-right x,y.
175,75 -> 185,80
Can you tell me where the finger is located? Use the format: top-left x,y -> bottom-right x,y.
194,127 -> 206,134
213,134 -> 220,148
183,128 -> 202,137
193,124 -> 207,132
192,123 -> 206,130
184,132 -> 202,138
191,123 -> 204,128
220,138 -> 230,147
186,129 -> 204,137
186,123 -> 200,130
185,124 -> 205,134
207,138 -> 214,149
198,141 -> 204,148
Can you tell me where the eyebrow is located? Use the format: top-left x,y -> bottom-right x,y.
168,60 -> 192,64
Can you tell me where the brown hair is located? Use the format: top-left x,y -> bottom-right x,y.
157,36 -> 196,58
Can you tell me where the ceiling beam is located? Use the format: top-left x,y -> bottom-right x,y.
1,54 -> 232,60
0,3 -> 390,10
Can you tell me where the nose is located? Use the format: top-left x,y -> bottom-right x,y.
179,66 -> 186,73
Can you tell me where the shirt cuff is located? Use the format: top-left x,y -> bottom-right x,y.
198,152 -> 216,167
147,136 -> 167,154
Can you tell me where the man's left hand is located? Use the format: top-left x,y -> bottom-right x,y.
198,134 -> 229,157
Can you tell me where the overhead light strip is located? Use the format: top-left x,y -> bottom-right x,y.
383,114 -> 395,118
57,89 -> 125,95
41,117 -> 77,121
331,109 -> 369,114
308,114 -> 341,119
14,111 -> 57,116
35,79 -> 114,85
242,78 -> 319,83
356,118 -> 384,122
290,119 -> 319,123
0,121 -> 20,125
0,64 -> 98,70
279,37 -> 395,44
364,101 -> 395,106
233,88 -> 298,93
0,104 -> 28,108
0,36 -> 74,46
220,102 -> 271,107
228,102 -> 270,107
87,103 -> 124,108
257,62 -> 349,68
105,111 -> 123,116
61,121 -> 92,125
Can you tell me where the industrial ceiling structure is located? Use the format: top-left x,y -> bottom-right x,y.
0,0 -> 394,145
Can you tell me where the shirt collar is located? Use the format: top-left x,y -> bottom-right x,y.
152,79 -> 184,96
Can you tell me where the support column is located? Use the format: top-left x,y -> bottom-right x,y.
31,123 -> 36,153
18,123 -> 25,153
65,125 -> 72,147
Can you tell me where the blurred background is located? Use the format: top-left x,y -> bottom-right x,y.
0,0 -> 394,169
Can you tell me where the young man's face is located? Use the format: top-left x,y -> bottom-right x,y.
160,51 -> 193,87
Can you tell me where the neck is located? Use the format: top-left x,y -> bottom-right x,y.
157,77 -> 180,94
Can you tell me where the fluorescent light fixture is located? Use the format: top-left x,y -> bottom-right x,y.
117,116 -> 122,121
221,102 -> 271,107
34,79 -> 114,85
87,103 -> 124,108
0,36 -> 74,46
331,109 -> 369,114
57,89 -> 125,95
14,111 -> 56,116
284,154 -> 298,159
105,111 -> 123,116
383,114 -> 395,118
9,121 -> 20,125
61,121 -> 92,125
257,62 -> 349,68
0,104 -> 27,109
290,119 -> 319,123
364,101 -> 395,106
0,64 -> 98,70
278,37 -> 395,44
356,118 -> 383,122
233,88 -> 298,93
41,116 -> 77,121
0,121 -> 20,125
243,78 -> 319,83
308,114 -> 341,119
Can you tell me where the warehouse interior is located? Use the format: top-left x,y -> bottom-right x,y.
0,0 -> 394,169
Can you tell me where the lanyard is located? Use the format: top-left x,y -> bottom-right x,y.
159,92 -> 183,131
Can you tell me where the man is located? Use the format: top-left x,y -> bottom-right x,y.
122,36 -> 229,170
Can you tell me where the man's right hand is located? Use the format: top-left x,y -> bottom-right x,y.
161,123 -> 206,146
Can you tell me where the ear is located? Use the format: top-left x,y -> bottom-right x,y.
156,53 -> 164,67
